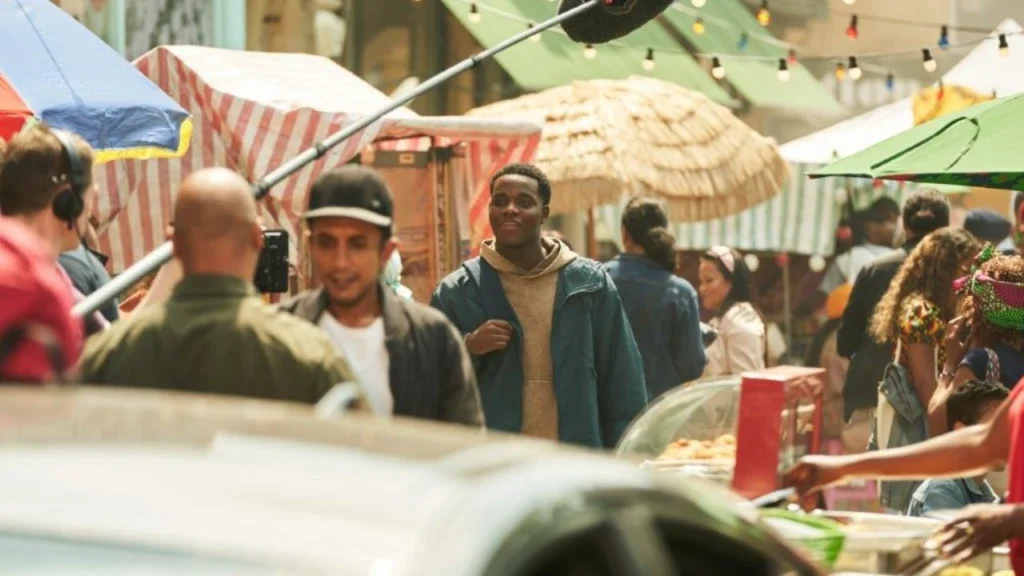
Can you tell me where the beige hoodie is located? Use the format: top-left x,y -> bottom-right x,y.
480,237 -> 577,440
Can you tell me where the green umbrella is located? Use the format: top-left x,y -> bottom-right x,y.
810,94 -> 1024,190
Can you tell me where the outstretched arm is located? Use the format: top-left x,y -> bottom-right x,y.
786,393 -> 1012,496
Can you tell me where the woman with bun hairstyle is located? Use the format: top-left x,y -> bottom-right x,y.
699,245 -> 766,377
605,197 -> 706,400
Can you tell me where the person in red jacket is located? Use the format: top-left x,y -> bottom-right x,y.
0,216 -> 81,382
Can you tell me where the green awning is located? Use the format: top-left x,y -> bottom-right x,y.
661,0 -> 844,116
440,0 -> 737,107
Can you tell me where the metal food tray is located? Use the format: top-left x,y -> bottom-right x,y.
812,512 -> 998,575
641,458 -> 734,485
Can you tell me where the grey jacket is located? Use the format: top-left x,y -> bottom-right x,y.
279,283 -> 484,428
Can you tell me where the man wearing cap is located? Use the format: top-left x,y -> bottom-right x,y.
280,166 -> 483,426
963,208 -> 1012,249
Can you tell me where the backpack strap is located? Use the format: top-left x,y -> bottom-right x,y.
984,347 -> 1001,384
462,257 -> 517,323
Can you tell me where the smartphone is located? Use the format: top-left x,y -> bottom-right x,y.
254,230 -> 290,294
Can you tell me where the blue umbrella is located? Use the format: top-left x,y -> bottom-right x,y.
0,0 -> 191,162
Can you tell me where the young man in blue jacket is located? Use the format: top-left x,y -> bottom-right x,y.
431,163 -> 648,449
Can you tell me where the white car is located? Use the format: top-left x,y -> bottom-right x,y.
0,386 -> 824,576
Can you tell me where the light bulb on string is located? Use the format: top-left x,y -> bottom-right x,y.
938,25 -> 950,50
777,58 -> 790,81
757,1 -> 771,26
468,2 -> 481,23
846,15 -> 858,40
692,0 -> 706,7
843,0 -> 855,4
848,56 -> 862,80
923,48 -> 937,72
693,17 -> 706,35
583,44 -> 597,59
737,32 -> 750,51
787,49 -> 797,65
711,56 -> 726,79
885,72 -> 895,92
999,34 -> 1010,57
834,61 -> 846,80
527,23 -> 543,42
642,48 -> 656,71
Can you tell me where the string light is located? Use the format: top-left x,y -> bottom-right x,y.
922,48 -> 937,72
642,48 -> 656,71
756,1 -> 771,27
450,0 -> 1024,89
938,25 -> 950,49
848,56 -> 862,80
711,56 -> 726,79
692,0 -> 706,7
528,22 -> 544,42
777,58 -> 790,81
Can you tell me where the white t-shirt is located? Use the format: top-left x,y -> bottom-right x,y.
318,314 -> 392,416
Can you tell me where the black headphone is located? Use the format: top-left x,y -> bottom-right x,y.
50,129 -> 86,228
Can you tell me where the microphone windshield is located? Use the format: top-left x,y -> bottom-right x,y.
559,0 -> 676,44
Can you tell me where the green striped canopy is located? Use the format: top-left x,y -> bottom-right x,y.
597,165 -> 917,256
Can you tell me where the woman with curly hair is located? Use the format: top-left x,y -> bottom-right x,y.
870,228 -> 981,434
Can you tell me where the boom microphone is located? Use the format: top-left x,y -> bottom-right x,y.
559,0 -> 677,44
73,0 -> 604,318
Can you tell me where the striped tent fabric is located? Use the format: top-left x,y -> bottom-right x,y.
374,134 -> 540,253
597,164 -> 914,256
92,46 -> 540,273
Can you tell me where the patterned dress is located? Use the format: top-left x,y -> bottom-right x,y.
896,293 -> 945,370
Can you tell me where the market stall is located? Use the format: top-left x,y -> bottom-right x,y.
615,369 -> 1013,574
92,45 -> 542,301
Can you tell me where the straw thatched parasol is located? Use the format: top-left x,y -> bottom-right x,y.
468,76 -> 790,222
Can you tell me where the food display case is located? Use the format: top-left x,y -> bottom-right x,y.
616,367 -> 825,500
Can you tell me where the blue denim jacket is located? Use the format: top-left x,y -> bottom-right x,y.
872,359 -> 930,512
907,478 -> 999,517
604,254 -> 707,400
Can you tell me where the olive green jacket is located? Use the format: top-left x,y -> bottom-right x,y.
79,275 -> 355,405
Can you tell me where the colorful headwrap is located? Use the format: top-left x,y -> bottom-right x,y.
954,244 -> 1024,331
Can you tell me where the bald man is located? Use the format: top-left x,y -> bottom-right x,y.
79,169 -> 359,406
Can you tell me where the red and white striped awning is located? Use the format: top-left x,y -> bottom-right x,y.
94,45 -> 540,273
